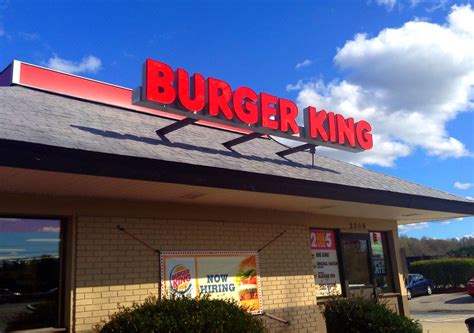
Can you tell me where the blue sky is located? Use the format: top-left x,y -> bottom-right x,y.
0,0 -> 473,239
0,218 -> 60,260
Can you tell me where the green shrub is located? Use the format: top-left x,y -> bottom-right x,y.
448,245 -> 474,257
410,258 -> 474,287
322,297 -> 421,333
95,296 -> 266,333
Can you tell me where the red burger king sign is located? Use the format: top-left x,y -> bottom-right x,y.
133,59 -> 373,152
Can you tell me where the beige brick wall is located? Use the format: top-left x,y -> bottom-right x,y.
73,217 -> 321,332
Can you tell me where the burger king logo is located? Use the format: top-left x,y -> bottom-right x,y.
170,264 -> 192,294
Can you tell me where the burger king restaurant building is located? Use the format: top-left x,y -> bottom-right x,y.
0,60 -> 472,333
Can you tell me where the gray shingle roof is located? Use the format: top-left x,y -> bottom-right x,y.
0,85 -> 471,205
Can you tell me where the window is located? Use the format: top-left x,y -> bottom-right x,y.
369,231 -> 394,293
0,218 -> 62,331
340,234 -> 372,290
310,229 -> 396,299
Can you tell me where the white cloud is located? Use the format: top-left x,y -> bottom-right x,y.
0,248 -> 25,252
426,0 -> 448,13
374,0 -> 448,11
38,226 -> 60,233
18,32 -> 39,41
295,59 -> 312,70
26,238 -> 60,242
46,55 -> 102,74
286,80 -> 305,92
398,222 -> 429,233
288,5 -> 474,167
399,217 -> 465,234
439,217 -> 464,225
0,217 -> 21,222
467,196 -> 474,200
376,0 -> 397,10
454,181 -> 473,190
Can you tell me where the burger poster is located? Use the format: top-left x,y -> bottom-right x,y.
161,251 -> 263,314
309,229 -> 342,297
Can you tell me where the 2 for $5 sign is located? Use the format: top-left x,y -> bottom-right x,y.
309,229 -> 342,297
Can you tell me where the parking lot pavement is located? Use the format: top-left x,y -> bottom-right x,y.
0,302 -> 31,333
409,292 -> 474,333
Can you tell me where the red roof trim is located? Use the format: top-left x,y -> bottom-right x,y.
4,61 -> 251,134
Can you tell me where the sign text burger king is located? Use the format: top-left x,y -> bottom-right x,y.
170,264 -> 193,294
133,59 -> 373,152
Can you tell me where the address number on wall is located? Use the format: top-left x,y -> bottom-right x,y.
348,222 -> 366,230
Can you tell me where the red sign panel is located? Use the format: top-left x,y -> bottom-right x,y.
133,59 -> 373,152
309,229 -> 337,250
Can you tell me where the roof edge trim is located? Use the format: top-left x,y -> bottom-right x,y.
0,139 -> 472,216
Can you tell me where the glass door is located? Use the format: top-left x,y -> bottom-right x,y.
340,233 -> 374,299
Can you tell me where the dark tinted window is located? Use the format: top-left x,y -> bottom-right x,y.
0,218 -> 61,331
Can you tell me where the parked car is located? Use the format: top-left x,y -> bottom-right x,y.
405,273 -> 433,300
468,277 -> 474,297
0,288 -> 22,303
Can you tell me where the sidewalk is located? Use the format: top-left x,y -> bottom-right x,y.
417,321 -> 466,333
